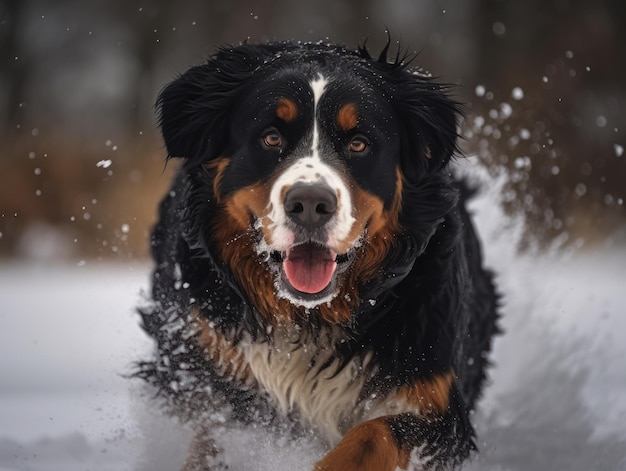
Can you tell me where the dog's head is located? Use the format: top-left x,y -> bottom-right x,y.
158,42 -> 460,323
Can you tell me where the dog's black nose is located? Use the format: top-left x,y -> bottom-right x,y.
284,184 -> 337,228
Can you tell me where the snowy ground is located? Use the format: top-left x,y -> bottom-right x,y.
1,187 -> 626,470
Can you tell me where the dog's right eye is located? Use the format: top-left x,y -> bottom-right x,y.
262,130 -> 283,148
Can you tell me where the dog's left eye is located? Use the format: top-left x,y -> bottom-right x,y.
348,136 -> 368,154
262,130 -> 283,148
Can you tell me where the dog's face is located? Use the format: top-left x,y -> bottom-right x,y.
217,72 -> 403,307
158,43 -> 460,321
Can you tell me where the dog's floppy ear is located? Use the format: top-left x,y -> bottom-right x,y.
395,77 -> 461,182
156,64 -> 220,162
156,46 -> 264,164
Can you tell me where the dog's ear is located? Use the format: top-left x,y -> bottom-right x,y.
156,64 -> 218,162
156,46 -> 264,164
395,78 -> 462,182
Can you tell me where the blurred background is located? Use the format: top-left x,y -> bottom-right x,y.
2,2 -> 626,470
1,0 -> 625,263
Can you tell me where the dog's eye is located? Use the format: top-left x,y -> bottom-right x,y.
262,130 -> 283,148
348,137 -> 368,154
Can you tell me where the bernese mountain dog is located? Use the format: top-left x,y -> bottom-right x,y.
137,40 -> 499,470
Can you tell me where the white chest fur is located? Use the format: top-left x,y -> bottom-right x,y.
195,318 -> 421,443
243,326 -> 376,444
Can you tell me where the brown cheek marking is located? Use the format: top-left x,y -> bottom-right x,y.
337,103 -> 359,131
205,161 -> 280,315
340,167 -> 404,282
225,184 -> 269,230
314,418 -> 404,471
276,97 -> 298,123
348,167 -> 404,243
210,182 -> 306,325
207,168 -> 405,327
312,168 -> 405,325
400,371 -> 454,414
211,184 -> 282,321
193,309 -> 257,387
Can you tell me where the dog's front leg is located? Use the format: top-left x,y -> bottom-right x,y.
313,417 -> 408,471
313,411 -> 474,471
181,426 -> 225,471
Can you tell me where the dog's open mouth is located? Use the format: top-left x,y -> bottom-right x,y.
267,242 -> 352,302
283,243 -> 337,294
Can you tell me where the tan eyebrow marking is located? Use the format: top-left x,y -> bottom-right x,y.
276,97 -> 298,123
337,103 -> 359,131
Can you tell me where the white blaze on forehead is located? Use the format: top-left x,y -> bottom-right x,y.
310,75 -> 328,109
310,75 -> 328,154
260,76 -> 358,253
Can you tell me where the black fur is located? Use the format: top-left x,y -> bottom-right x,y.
137,40 -> 499,470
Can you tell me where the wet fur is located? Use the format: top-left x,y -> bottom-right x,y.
137,40 -> 499,470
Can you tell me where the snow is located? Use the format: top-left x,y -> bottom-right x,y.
1,183 -> 626,470
96,159 -> 112,169
0,264 -> 153,470
511,87 -> 524,101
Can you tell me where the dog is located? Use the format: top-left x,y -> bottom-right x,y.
137,40 -> 499,470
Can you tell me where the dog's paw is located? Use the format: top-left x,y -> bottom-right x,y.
313,418 -> 406,471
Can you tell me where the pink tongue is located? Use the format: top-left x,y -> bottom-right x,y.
283,244 -> 337,294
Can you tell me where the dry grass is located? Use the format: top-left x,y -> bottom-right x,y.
0,130 -> 176,261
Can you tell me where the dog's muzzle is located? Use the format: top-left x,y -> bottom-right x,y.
278,183 -> 339,295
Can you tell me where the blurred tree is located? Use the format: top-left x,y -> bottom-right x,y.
0,0 -> 28,134
0,0 -> 624,260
